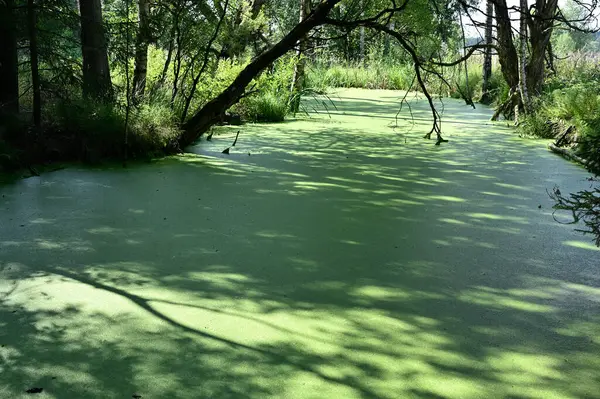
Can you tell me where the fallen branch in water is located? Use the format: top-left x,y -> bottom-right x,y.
549,185 -> 600,247
548,143 -> 588,165
222,130 -> 240,154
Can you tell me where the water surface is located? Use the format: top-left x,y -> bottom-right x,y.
1,89 -> 598,398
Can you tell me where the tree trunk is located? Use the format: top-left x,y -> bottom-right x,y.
27,0 -> 41,127
383,21 -> 394,57
0,0 -> 19,115
494,0 -> 519,89
180,0 -> 228,122
518,0 -> 530,117
527,0 -> 557,95
79,0 -> 112,100
458,11 -> 474,107
251,0 -> 266,18
359,0 -> 365,63
343,34 -> 350,62
480,0 -> 493,104
289,0 -> 310,114
546,40 -> 555,75
171,22 -> 183,106
132,0 -> 151,103
154,31 -> 174,93
180,0 -> 342,148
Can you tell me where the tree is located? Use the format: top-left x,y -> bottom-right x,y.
132,0 -> 151,102
526,0 -> 559,95
79,0 -> 112,100
179,0 -> 229,122
480,0 -> 493,104
289,0 -> 310,114
518,0 -> 530,120
27,0 -> 41,127
218,0 -> 269,59
474,0 -> 598,119
492,0 -> 518,91
359,0 -> 365,62
180,0 -> 343,148
180,0 -> 473,148
0,0 -> 19,116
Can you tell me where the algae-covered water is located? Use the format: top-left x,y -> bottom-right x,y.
1,89 -> 599,398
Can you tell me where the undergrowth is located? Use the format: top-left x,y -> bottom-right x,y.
0,98 -> 180,172
519,56 -> 600,172
238,93 -> 288,123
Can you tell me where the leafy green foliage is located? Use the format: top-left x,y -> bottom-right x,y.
128,103 -> 181,154
545,53 -> 600,91
234,56 -> 296,123
46,98 -> 179,162
447,61 -> 506,104
449,68 -> 482,101
520,65 -> 600,172
0,115 -> 28,172
239,93 -> 288,122
3,0 -> 597,170
551,2 -> 600,57
545,84 -> 600,122
519,113 -> 555,139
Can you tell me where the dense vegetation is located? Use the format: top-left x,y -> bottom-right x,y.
0,0 -> 598,243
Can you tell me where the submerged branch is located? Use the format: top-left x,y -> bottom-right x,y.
550,185 -> 600,247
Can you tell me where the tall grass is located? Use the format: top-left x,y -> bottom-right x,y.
234,56 -> 296,123
307,62 -> 416,91
306,60 -> 506,104
545,51 -> 600,92
239,93 -> 288,123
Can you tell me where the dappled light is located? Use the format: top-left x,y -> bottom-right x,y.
1,89 -> 599,398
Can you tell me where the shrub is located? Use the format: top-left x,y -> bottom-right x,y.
47,99 -> 125,161
450,68 -> 482,101
0,137 -> 23,172
519,113 -> 556,139
239,93 -> 288,123
388,64 -> 417,91
545,84 -> 600,123
489,71 -> 510,104
128,102 -> 181,157
44,98 -> 180,162
520,77 -> 600,174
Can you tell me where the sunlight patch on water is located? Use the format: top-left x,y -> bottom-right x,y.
563,240 -> 600,251
494,182 -> 533,192
458,287 -> 555,313
438,218 -> 468,225
466,213 -> 529,224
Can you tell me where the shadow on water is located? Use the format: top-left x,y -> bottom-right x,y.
0,88 -> 599,398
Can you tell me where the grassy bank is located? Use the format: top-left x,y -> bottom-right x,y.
519,53 -> 600,174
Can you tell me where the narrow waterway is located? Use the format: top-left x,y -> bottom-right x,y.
1,89 -> 598,398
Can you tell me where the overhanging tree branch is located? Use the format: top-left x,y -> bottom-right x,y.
324,17 -> 455,144
178,0 -> 343,148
